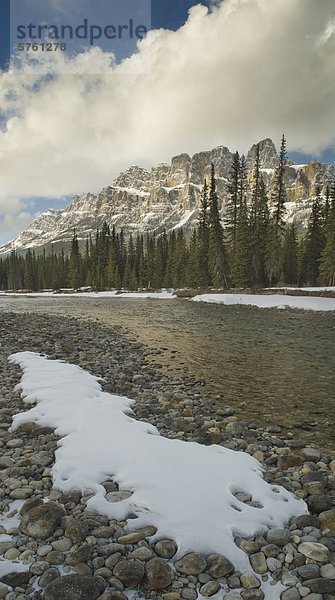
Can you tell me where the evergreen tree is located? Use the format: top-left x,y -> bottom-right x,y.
186,230 -> 199,287
265,219 -> 283,287
249,147 -> 270,287
23,249 -> 36,290
319,183 -> 335,285
208,163 -> 229,288
226,151 -> 240,252
166,230 -> 177,288
68,229 -> 81,289
172,229 -> 188,288
230,199 -> 250,288
282,224 -> 298,284
197,180 -> 210,287
152,235 -> 164,289
302,197 -> 325,285
272,134 -> 287,228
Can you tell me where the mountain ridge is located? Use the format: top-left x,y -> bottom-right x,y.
1,138 -> 334,256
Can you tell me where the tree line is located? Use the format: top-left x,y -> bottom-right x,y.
1,137 -> 334,291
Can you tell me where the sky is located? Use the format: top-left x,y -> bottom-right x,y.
0,0 -> 334,245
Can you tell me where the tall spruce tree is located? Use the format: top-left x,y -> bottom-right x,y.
319,182 -> 335,285
282,223 -> 298,284
208,163 -> 229,289
249,146 -> 270,287
197,179 -> 210,287
69,229 -> 81,289
302,197 -> 325,285
226,151 -> 240,252
230,199 -> 250,288
265,136 -> 288,286
272,134 -> 287,228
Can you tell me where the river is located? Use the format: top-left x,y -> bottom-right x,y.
0,295 -> 334,447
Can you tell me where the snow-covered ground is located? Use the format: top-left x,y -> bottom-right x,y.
192,293 -> 335,311
9,352 -> 307,572
0,290 -> 176,299
268,286 -> 335,292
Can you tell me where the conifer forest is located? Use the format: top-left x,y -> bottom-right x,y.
1,139 -> 335,292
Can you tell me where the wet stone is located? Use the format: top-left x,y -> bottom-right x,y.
298,542 -> 329,563
306,495 -> 332,515
266,557 -> 282,572
44,574 -> 104,600
20,497 -> 44,516
320,563 -> 335,579
129,547 -> 154,561
240,590 -> 264,600
65,518 -> 88,543
175,553 -> 207,576
66,543 -> 93,566
30,560 -> 49,575
105,491 -> 132,503
262,544 -> 280,557
38,568 -> 60,588
181,589 -> 197,600
207,554 -> 234,578
20,502 -> 66,540
199,580 -> 220,597
46,550 -> 65,565
113,559 -> 145,587
51,538 -> 72,552
154,539 -> 177,559
117,526 -> 157,544
266,528 -> 291,547
291,515 -> 320,529
235,539 -> 261,555
105,553 -> 122,569
303,481 -> 324,496
144,557 -> 174,590
297,564 -> 320,580
319,508 -> 335,533
280,588 -> 300,600
303,578 -> 335,594
249,552 -> 267,574
301,448 -> 321,461
240,572 -> 261,589
0,570 -> 31,587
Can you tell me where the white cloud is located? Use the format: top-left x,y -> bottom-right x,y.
0,211 -> 34,245
0,0 -> 334,241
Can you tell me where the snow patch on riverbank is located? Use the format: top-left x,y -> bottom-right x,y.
0,290 -> 176,299
9,352 -> 307,570
192,293 -> 335,311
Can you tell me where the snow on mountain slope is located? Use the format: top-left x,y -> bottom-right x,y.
1,139 -> 334,255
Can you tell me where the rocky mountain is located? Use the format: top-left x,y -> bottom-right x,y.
1,138 -> 334,256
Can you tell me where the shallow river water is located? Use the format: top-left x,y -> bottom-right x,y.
0,296 -> 334,447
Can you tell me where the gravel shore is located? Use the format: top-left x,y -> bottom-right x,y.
0,312 -> 334,600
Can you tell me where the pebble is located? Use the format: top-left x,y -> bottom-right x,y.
240,573 -> 261,589
175,553 -> 207,576
298,542 -> 329,563
266,529 -> 291,546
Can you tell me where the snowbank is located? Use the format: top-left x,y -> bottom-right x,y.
0,290 -> 175,299
9,352 -> 307,570
192,293 -> 335,311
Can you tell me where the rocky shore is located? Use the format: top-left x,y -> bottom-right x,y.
0,312 -> 334,600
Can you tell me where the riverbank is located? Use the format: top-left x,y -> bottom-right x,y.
0,312 -> 334,600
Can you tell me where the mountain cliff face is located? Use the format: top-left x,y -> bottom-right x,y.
1,138 -> 334,255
